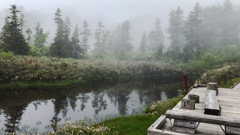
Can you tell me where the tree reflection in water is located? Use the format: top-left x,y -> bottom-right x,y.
3,105 -> 27,134
91,92 -> 107,115
78,93 -> 89,111
0,79 -> 185,133
51,97 -> 68,131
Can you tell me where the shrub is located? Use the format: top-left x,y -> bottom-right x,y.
0,55 -> 183,83
199,62 -> 240,86
145,95 -> 183,116
48,120 -> 119,135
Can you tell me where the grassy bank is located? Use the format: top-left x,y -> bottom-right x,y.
101,95 -> 183,135
199,62 -> 240,87
0,55 -> 183,89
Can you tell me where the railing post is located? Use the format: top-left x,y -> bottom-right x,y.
184,74 -> 188,94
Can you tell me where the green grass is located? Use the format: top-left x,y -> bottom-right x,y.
0,79 -> 87,90
221,77 -> 240,88
102,115 -> 158,135
101,95 -> 183,135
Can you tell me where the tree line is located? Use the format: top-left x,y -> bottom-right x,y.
0,0 -> 239,61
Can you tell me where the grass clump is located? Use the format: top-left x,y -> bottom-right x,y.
144,95 -> 183,116
48,120 -> 119,135
102,115 -> 158,135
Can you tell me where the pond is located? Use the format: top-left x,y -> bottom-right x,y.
0,79 -> 186,134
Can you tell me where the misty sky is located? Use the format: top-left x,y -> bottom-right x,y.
1,0 -> 240,49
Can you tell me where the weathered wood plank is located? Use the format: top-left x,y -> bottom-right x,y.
207,82 -> 218,95
165,110 -> 240,128
148,115 -> 166,131
147,115 -> 188,135
181,99 -> 195,110
204,90 -> 220,115
172,126 -> 196,134
173,119 -> 197,128
226,126 -> 240,135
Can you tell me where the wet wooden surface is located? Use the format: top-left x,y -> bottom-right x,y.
159,85 -> 240,134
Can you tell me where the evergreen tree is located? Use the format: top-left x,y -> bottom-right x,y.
139,32 -> 147,53
25,28 -> 32,44
63,17 -> 71,57
201,5 -> 222,48
70,24 -> 82,59
34,23 -> 49,49
81,20 -> 91,55
19,14 -> 24,34
220,0 -> 238,45
93,22 -> 110,58
113,21 -> 132,60
148,18 -> 164,58
110,21 -> 133,59
183,3 -> 204,61
167,7 -> 184,53
50,8 -> 65,57
0,5 -> 30,55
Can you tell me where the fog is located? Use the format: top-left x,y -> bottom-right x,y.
1,0 -> 240,51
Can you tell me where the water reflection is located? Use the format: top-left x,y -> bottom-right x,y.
0,79 -> 184,133
4,105 -> 27,133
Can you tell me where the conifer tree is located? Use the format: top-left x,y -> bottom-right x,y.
167,7 -> 184,53
81,20 -> 91,55
0,5 -> 29,55
70,24 -> 82,59
50,8 -> 65,57
26,28 -> 32,44
148,18 -> 164,58
183,3 -> 203,61
93,22 -> 104,58
34,23 -> 49,49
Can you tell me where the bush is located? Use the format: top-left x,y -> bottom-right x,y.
145,95 -> 183,116
0,55 -> 183,83
49,120 -> 119,135
199,62 -> 240,86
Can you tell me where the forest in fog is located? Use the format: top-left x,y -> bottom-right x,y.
0,0 -> 240,62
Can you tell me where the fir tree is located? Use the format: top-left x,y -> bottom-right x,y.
148,18 -> 164,58
50,8 -> 65,57
81,20 -> 91,55
0,5 -> 29,55
93,22 -> 104,58
34,23 -> 49,49
70,24 -> 82,59
183,3 -> 204,61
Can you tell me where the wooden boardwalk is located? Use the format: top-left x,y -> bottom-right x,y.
148,85 -> 240,135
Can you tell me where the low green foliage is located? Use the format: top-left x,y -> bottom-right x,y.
199,62 -> 240,87
49,120 -> 119,135
101,95 -> 183,135
145,95 -> 183,116
221,77 -> 240,88
0,55 -> 183,84
0,49 -> 13,59
179,52 -> 221,73
102,115 -> 157,135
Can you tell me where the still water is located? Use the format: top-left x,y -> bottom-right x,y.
0,79 -> 184,133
